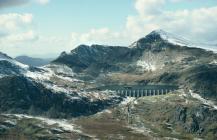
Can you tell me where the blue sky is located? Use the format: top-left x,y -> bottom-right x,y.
1,0 -> 135,35
0,0 -> 217,57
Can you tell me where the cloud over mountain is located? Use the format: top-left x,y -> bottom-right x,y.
0,13 -> 38,48
70,0 -> 217,47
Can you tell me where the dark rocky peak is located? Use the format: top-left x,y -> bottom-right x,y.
130,29 -> 184,51
59,51 -> 67,57
72,44 -> 90,53
52,43 -> 133,74
144,29 -> 168,39
144,29 -> 165,41
70,44 -> 129,57
72,44 -> 112,52
71,44 -> 99,56
129,30 -> 168,49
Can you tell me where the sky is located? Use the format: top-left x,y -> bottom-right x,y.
0,0 -> 217,58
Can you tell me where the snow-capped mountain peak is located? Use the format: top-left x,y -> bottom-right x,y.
150,29 -> 196,46
149,29 -> 217,52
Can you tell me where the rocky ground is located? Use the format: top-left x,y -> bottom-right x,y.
1,90 -> 216,140
74,91 -> 217,140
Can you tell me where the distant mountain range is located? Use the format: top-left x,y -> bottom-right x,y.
15,55 -> 54,67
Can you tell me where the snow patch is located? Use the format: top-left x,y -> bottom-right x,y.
0,57 -> 29,70
25,70 -> 51,81
25,64 -> 78,83
104,109 -> 112,114
189,90 -> 217,110
8,114 -> 81,133
121,97 -> 135,105
209,60 -> 217,65
80,90 -> 118,102
25,64 -> 83,96
127,126 -> 153,136
43,64 -> 75,77
133,100 -> 138,105
4,120 -> 17,126
154,29 -> 217,53
96,109 -> 112,116
136,60 -> 156,71
0,74 -> 5,78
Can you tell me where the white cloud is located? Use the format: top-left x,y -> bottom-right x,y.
135,0 -> 165,19
0,13 -> 38,47
1,0 -> 216,57
69,0 -> 217,48
131,5 -> 217,42
3,30 -> 38,43
169,0 -> 183,2
35,0 -> 50,5
0,33 -> 68,58
71,28 -> 128,46
0,13 -> 68,58
0,13 -> 33,32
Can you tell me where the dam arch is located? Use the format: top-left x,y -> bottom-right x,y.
90,85 -> 179,97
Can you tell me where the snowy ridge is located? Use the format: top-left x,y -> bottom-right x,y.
3,114 -> 98,139
25,64 -> 118,101
151,29 -> 194,46
25,64 -> 82,94
0,56 -> 80,94
209,60 -> 217,65
25,64 -> 78,82
0,57 -> 90,100
43,64 -> 75,77
152,29 -> 217,53
0,52 -> 12,60
0,53 -> 29,70
0,52 -> 30,77
4,114 -> 80,132
189,90 -> 217,110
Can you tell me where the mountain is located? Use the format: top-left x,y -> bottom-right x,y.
53,30 -> 217,100
0,76 -> 120,118
0,30 -> 217,139
51,30 -> 217,138
53,45 -> 133,76
15,55 -> 53,67
0,52 -> 29,77
131,29 -> 217,52
0,52 -> 122,118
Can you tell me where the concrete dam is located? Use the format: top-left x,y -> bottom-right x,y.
91,85 -> 179,97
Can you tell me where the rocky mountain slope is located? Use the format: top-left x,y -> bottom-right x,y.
0,52 -> 122,119
53,30 -> 217,101
0,52 -> 29,77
